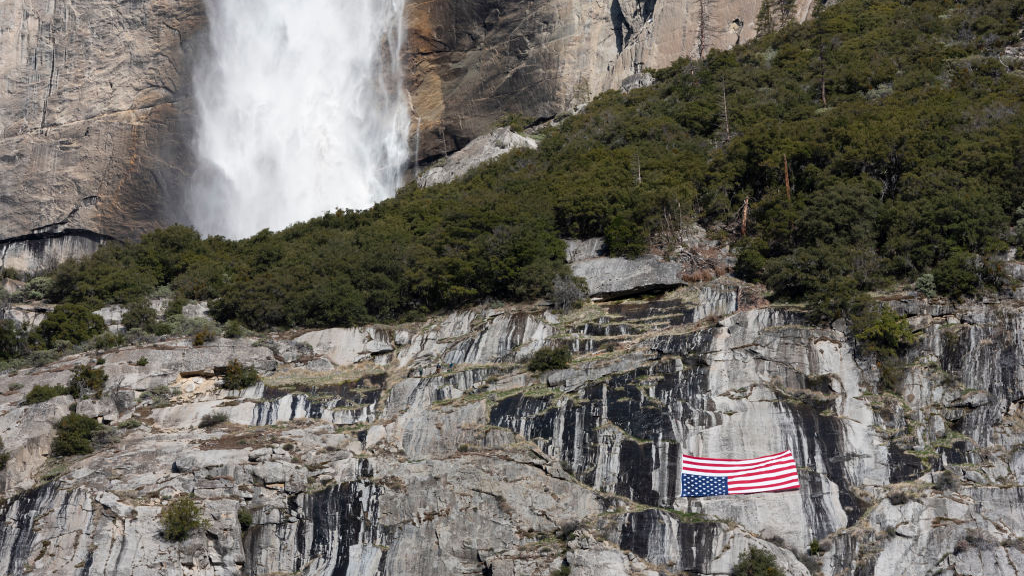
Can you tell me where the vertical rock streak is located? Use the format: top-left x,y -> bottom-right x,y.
189,0 -> 409,238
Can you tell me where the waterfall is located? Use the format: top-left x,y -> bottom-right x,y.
188,0 -> 408,239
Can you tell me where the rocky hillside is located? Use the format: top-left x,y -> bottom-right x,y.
1,272 -> 1022,575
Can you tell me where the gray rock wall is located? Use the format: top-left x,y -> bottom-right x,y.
0,0 -> 203,271
2,282 -> 1024,575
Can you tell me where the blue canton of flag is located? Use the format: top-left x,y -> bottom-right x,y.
681,474 -> 728,497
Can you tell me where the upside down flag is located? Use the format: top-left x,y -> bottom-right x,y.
680,450 -> 800,497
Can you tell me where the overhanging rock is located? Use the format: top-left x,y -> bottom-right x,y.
571,253 -> 684,300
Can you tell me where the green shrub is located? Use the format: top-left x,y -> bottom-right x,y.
222,320 -> 249,339
0,319 -> 29,361
35,303 -> 106,348
24,384 -> 70,405
159,494 -> 208,542
732,548 -> 784,576
221,360 -> 261,390
934,252 -> 981,300
50,413 -> 103,456
122,299 -> 158,332
853,307 -> 916,357
68,365 -> 108,399
914,274 -> 937,298
605,216 -> 648,258
192,327 -> 218,346
13,276 -> 53,302
0,436 -> 9,471
528,345 -> 572,372
198,412 -> 229,428
136,356 -> 149,366
118,418 -> 143,429
237,507 -> 253,532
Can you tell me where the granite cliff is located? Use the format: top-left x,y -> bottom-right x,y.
0,0 -> 204,273
404,0 -> 816,163
1,270 -> 1022,575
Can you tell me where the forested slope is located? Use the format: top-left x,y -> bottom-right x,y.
6,0 -> 1024,336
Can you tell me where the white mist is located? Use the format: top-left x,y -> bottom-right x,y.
188,0 -> 408,239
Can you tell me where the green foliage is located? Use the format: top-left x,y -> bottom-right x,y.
528,346 -> 572,372
237,508 -> 253,532
51,413 -> 103,456
853,307 -> 916,357
198,412 -> 229,428
122,300 -> 157,332
13,276 -> 53,302
915,273 -> 937,298
36,304 -> 106,348
33,0 -> 1024,324
0,436 -> 9,471
136,356 -> 149,366
68,365 -> 108,399
222,320 -> 249,339
221,360 -> 261,390
732,548 -> 785,576
159,494 -> 208,542
118,418 -> 142,429
0,319 -> 29,361
24,385 -> 70,405
933,252 -> 982,299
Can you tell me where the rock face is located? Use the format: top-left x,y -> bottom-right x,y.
416,127 -> 538,187
0,0 -> 204,271
572,254 -> 685,299
404,0 -> 816,163
2,281 -> 1024,575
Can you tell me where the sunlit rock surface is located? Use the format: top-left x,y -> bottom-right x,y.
2,278 -> 1023,575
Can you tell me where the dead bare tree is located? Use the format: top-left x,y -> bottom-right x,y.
696,0 -> 720,59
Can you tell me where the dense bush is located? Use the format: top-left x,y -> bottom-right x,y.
528,346 -> 572,372
221,360 -> 261,390
0,436 -> 9,470
0,319 -> 29,361
122,299 -> 158,332
51,413 -> 103,456
68,365 -> 108,399
159,494 -> 208,542
24,384 -> 70,405
732,548 -> 784,576
36,304 -> 106,348
853,307 -> 917,357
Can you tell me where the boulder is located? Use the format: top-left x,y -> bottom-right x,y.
417,127 -> 538,187
571,255 -> 684,299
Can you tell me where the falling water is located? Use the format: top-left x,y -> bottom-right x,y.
188,0 -> 408,238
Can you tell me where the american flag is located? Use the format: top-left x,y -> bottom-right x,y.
680,450 -> 800,497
